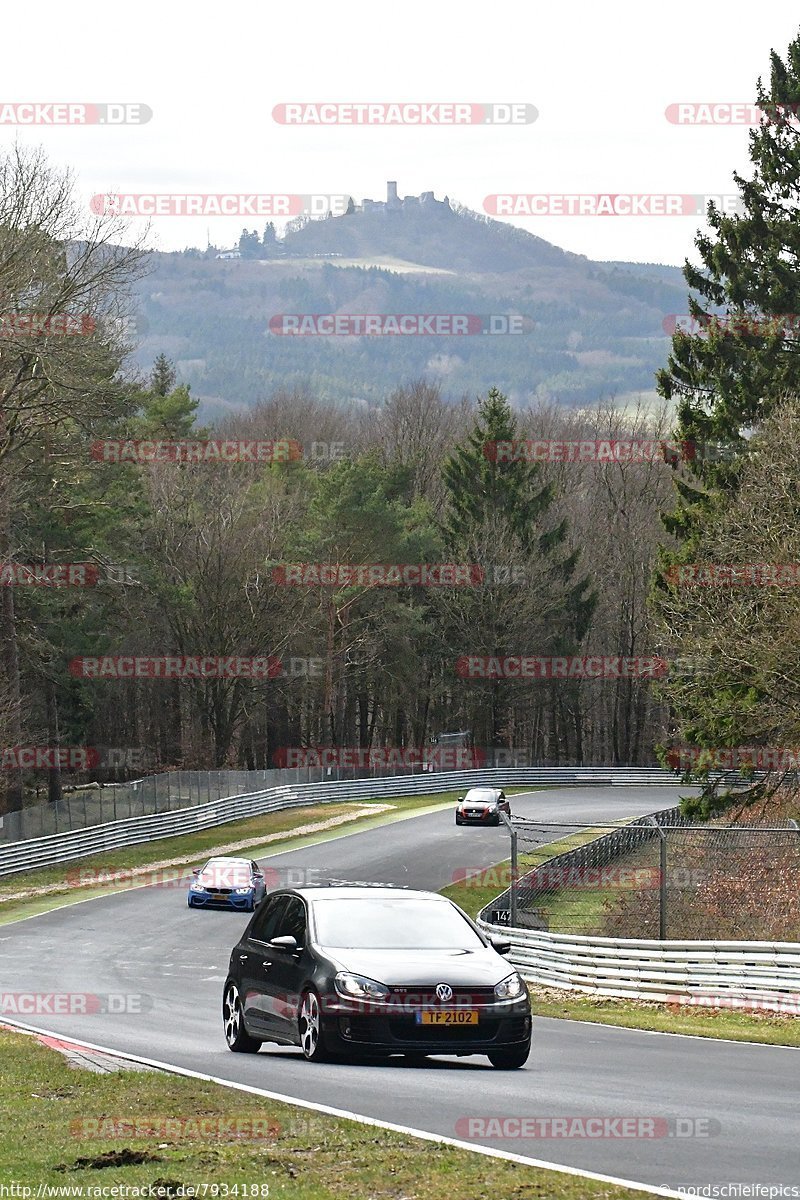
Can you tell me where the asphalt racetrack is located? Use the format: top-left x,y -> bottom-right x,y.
1,786 -> 795,1193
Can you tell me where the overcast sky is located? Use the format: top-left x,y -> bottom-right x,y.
4,1 -> 800,266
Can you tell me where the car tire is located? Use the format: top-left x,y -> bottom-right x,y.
488,1043 -> 530,1069
404,1052 -> 429,1065
299,988 -> 331,1062
492,815 -> 501,826
455,815 -> 463,825
222,981 -> 262,1053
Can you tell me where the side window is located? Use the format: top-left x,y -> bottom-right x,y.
249,894 -> 289,943
276,897 -> 307,946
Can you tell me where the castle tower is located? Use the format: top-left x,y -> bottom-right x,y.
387,180 -> 398,204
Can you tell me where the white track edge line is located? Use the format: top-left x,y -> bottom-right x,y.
1,1016 -> 687,1199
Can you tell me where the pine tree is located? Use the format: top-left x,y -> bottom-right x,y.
439,388 -> 596,752
657,31 -> 800,543
653,32 -> 800,813
443,388 -> 552,552
149,353 -> 177,397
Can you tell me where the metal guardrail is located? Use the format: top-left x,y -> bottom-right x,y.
0,766 -> 681,877
477,917 -> 800,1010
0,763 -> 684,843
477,799 -> 800,1006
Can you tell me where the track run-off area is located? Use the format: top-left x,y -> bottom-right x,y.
1,786 -> 796,1195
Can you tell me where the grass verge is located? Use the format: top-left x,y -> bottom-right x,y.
528,986 -> 800,1046
0,1027 -> 652,1197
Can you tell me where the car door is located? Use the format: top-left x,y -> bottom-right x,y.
250,860 -> 266,904
256,895 -> 310,1041
237,893 -> 290,1034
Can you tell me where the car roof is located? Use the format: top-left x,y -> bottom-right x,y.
271,886 -> 451,903
464,787 -> 501,796
203,856 -> 252,864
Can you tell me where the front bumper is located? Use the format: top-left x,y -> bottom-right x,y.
457,808 -> 498,823
321,997 -> 531,1054
188,889 -> 255,909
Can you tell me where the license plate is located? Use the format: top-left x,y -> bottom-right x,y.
416,1010 -> 479,1025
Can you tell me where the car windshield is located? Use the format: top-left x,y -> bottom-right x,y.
463,790 -> 497,803
311,897 -> 485,949
200,860 -> 250,886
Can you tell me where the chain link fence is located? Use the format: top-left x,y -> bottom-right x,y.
485,810 -> 800,942
0,763 -> 441,843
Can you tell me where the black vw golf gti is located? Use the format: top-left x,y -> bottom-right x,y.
222,886 -> 531,1067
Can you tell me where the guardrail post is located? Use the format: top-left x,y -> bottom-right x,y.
499,810 -> 518,927
659,830 -> 667,940
647,816 -> 668,940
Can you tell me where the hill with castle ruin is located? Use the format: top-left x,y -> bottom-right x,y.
129,183 -> 690,415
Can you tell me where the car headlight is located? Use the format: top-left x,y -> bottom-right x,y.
189,881 -> 204,891
334,972 -> 391,1001
494,972 -> 525,1000
232,887 -> 252,894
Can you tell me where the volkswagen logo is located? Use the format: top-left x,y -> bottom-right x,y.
435,983 -> 453,1002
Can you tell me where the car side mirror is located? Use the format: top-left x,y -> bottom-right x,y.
192,868 -> 200,876
490,937 -> 512,955
269,934 -> 299,952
